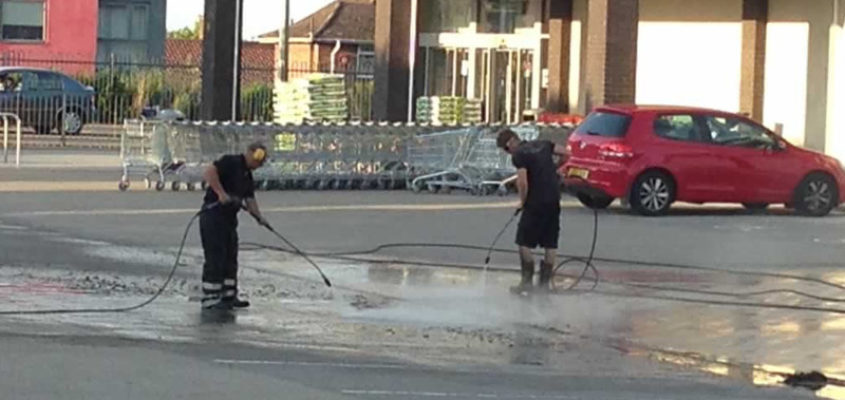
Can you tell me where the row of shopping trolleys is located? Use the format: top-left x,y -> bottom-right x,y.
117,119 -> 571,195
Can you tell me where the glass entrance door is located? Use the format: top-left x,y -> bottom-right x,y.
477,48 -> 534,124
421,44 -> 538,124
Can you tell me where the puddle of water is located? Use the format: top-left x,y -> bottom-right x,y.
633,346 -> 845,399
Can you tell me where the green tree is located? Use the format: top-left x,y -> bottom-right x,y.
167,15 -> 203,39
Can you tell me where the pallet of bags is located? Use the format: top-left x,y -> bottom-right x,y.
305,74 -> 349,122
464,99 -> 483,124
416,97 -> 432,123
274,79 -> 311,124
437,97 -> 465,125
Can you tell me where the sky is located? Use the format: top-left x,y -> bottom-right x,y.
167,0 -> 335,40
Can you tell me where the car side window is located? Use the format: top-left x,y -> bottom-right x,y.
0,73 -> 23,93
19,72 -> 39,92
36,72 -> 62,91
653,114 -> 702,142
705,116 -> 776,148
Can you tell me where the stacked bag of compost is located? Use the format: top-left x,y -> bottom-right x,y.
415,96 -> 482,124
306,74 -> 348,123
275,74 -> 349,124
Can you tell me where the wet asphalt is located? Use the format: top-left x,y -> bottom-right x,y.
1,157 -> 844,399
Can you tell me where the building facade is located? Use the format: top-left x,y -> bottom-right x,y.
0,0 -> 99,75
165,38 -> 276,86
0,0 -> 167,73
376,0 -> 845,161
259,0 -> 375,78
97,0 -> 167,63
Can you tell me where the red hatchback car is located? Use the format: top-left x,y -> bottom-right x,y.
562,105 -> 845,216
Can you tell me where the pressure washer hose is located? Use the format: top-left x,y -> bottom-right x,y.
4,201 -> 845,315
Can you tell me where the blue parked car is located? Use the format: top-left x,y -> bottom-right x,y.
0,67 -> 96,135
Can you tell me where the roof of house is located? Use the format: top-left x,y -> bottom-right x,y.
165,39 -> 276,70
258,0 -> 374,43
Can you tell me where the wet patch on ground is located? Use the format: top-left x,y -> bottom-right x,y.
1,227 -> 845,398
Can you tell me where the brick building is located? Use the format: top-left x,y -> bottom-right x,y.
0,0 -> 168,74
258,0 -> 375,78
375,0 -> 845,161
165,39 -> 275,86
0,0 -> 99,75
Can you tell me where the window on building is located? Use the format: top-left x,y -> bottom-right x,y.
130,5 -> 148,40
356,45 -> 375,77
98,2 -> 151,63
0,0 -> 45,41
99,5 -> 130,39
99,3 -> 149,40
482,0 -> 527,33
419,0 -> 475,33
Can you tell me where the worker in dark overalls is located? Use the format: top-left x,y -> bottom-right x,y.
497,129 -> 568,294
200,142 -> 269,310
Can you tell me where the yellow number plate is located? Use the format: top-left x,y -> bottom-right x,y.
567,168 -> 590,179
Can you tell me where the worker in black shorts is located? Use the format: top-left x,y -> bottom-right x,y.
497,129 -> 568,294
200,142 -> 269,310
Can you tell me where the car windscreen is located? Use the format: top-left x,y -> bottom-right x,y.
574,111 -> 632,137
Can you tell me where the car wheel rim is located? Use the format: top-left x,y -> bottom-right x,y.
639,177 -> 670,212
63,113 -> 82,133
804,180 -> 832,211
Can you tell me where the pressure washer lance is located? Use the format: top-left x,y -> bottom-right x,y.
240,203 -> 333,288
483,208 -> 522,266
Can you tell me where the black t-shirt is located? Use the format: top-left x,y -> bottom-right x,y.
203,154 -> 255,215
512,140 -> 561,208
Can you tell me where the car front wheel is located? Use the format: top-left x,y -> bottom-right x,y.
630,171 -> 675,216
795,173 -> 838,217
60,110 -> 84,135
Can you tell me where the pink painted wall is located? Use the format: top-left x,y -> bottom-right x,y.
0,0 -> 99,76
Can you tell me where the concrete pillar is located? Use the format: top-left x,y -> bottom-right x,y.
546,0 -> 573,113
804,0 -> 833,152
825,0 -> 845,160
581,0 -> 638,114
201,0 -> 243,121
740,0 -> 767,121
374,0 -> 412,122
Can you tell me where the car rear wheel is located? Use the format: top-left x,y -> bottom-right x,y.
795,173 -> 838,217
630,171 -> 675,216
576,193 -> 614,209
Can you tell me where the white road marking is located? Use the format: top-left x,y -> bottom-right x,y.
340,390 -> 579,399
0,224 -> 27,230
213,359 -> 410,370
0,181 -> 117,192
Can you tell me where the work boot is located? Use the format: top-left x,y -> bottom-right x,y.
537,261 -> 554,292
222,297 -> 251,309
201,298 -> 233,311
509,259 -> 534,295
